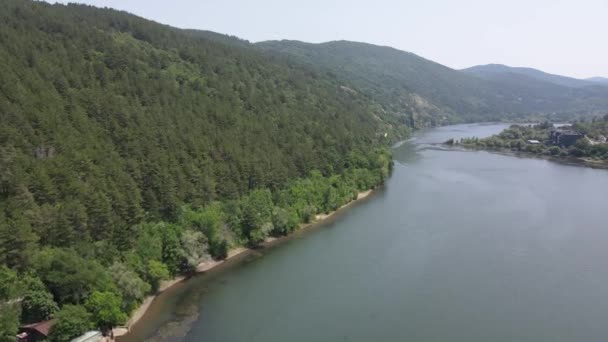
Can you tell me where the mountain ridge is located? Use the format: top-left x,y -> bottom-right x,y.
257,40 -> 608,125
587,76 -> 608,84
462,63 -> 607,88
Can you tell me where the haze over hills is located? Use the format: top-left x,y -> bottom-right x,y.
587,77 -> 608,85
257,41 -> 608,126
462,64 -> 606,88
257,40 -> 500,127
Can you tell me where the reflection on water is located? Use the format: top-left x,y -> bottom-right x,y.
144,290 -> 203,341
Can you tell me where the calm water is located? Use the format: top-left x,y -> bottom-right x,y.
126,123 -> 608,342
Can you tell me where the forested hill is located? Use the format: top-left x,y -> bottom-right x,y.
463,64 -> 599,88
0,0 -> 403,231
0,1 -> 400,340
257,40 -> 608,126
258,40 -> 493,127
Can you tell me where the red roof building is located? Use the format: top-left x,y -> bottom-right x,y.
17,319 -> 56,342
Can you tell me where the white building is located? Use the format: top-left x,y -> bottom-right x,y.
71,331 -> 103,342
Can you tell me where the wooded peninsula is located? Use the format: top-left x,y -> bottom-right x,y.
446,116 -> 608,165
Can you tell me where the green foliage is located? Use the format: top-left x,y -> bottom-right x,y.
0,302 -> 20,342
20,289 -> 59,324
108,262 -> 151,311
49,305 -> 93,342
0,0 -> 403,259
241,189 -> 274,244
548,146 -> 561,156
0,217 -> 38,271
179,230 -> 211,273
85,291 -> 127,330
211,239 -> 229,260
299,205 -> 317,224
159,224 -> 183,275
458,124 -> 550,151
132,224 -> 164,263
145,260 -> 170,292
33,248 -> 115,305
258,42 -> 608,127
456,122 -> 608,161
536,121 -> 554,130
570,119 -> 608,159
0,266 -> 18,300
179,204 -> 230,259
271,207 -> 299,236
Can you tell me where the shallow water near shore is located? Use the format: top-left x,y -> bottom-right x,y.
124,123 -> 608,342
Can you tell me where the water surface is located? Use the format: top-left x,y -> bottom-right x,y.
127,123 -> 608,342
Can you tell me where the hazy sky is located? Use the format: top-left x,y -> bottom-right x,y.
54,0 -> 607,78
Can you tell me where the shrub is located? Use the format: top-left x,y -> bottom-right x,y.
49,305 -> 93,342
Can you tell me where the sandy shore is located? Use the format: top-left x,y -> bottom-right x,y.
115,189 -> 374,337
315,190 -> 372,221
113,248 -> 249,337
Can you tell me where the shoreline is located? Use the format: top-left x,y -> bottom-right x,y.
115,189 -> 374,338
451,145 -> 608,170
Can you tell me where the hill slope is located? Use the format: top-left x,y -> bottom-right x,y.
258,41 -> 608,126
463,64 -> 597,88
257,40 -> 500,127
587,77 -> 608,85
0,2 -> 400,338
0,0 -> 401,232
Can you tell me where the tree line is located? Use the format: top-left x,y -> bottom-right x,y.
1,149 -> 391,341
450,116 -> 608,160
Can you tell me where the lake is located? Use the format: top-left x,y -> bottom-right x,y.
124,123 -> 608,342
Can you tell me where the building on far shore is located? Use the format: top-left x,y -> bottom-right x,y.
550,128 -> 583,147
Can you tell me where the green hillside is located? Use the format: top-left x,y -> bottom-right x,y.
463,64 -> 597,88
257,40 -> 493,127
0,1 -> 400,339
257,40 -> 608,126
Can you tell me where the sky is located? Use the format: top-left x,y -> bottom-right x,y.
53,0 -> 607,79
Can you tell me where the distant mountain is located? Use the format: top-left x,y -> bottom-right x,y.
258,41 -> 608,127
587,77 -> 608,85
462,64 -> 599,88
258,40 -> 500,127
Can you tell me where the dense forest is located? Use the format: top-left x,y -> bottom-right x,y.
257,41 -> 608,126
0,1 -> 400,340
449,115 -> 608,162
